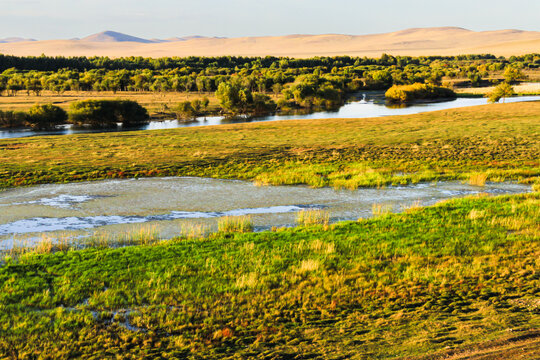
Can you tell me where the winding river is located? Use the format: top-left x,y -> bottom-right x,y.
1,93 -> 539,139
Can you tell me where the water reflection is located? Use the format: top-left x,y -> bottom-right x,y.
1,93 -> 539,139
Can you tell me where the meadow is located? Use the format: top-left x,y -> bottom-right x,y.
0,72 -> 539,358
0,192 -> 538,359
0,90 -> 221,119
0,101 -> 538,190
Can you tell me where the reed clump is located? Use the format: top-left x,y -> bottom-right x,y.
218,216 -> 253,233
180,222 -> 209,239
296,209 -> 330,227
469,173 -> 488,186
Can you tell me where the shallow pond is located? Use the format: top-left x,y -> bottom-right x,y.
2,94 -> 539,139
0,177 -> 531,249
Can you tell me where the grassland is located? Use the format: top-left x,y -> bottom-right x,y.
0,91 -> 221,118
456,82 -> 540,96
0,192 -> 538,359
0,101 -> 539,189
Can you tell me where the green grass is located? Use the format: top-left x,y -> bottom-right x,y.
0,193 -> 538,359
0,101 -> 539,190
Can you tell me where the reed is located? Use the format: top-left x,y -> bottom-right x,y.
469,173 -> 488,186
218,216 -> 253,233
180,222 -> 209,239
372,203 -> 393,216
296,209 -> 330,227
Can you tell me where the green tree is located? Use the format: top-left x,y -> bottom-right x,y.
503,66 -> 525,83
487,83 -> 514,103
201,97 -> 210,111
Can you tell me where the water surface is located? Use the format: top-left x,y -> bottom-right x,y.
0,177 -> 530,249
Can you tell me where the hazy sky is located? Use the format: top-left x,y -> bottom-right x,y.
2,0 -> 539,39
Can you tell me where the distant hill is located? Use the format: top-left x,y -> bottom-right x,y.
0,37 -> 36,43
80,32 -> 225,44
1,27 -> 539,58
81,31 -> 155,43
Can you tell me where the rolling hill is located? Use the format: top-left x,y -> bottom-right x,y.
0,27 -> 538,58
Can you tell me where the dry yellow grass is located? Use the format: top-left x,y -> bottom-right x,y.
469,173 -> 488,186
296,209 -> 330,227
0,90 -> 219,116
457,82 -> 540,95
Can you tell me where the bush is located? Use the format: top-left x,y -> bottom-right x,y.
69,100 -> 149,128
175,101 -> 196,120
385,83 -> 456,103
26,104 -> 68,130
0,110 -> 26,128
252,93 -> 276,114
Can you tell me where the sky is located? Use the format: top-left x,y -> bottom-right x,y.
1,0 -> 540,39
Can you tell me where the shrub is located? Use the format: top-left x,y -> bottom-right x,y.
26,104 -> 68,130
69,100 -> 149,128
0,110 -> 26,128
252,93 -> 276,114
175,101 -> 196,120
385,83 -> 456,103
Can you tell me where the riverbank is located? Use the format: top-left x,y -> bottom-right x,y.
0,101 -> 539,189
1,192 -> 538,358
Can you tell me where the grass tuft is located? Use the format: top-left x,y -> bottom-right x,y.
296,209 -> 330,227
218,216 -> 253,233
469,173 -> 488,186
372,203 -> 393,216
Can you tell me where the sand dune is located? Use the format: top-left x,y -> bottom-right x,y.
0,27 -> 539,58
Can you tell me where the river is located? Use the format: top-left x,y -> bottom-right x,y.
1,93 -> 539,139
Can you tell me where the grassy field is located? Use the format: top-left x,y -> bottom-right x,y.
0,91 -> 221,117
0,101 -> 539,189
456,83 -> 540,96
0,192 -> 538,359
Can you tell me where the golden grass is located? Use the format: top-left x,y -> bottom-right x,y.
469,173 -> 488,186
217,216 -> 253,233
456,82 -> 540,95
401,200 -> 423,213
296,209 -> 330,227
296,259 -> 320,273
372,203 -> 393,216
0,90 -> 219,116
235,272 -> 258,289
468,209 -> 486,220
180,222 -> 209,239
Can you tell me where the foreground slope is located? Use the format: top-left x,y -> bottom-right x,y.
0,193 -> 538,358
1,27 -> 539,58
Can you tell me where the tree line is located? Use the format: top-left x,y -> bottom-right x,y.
0,55 -> 533,107
0,53 -> 536,127
4,53 -> 538,72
